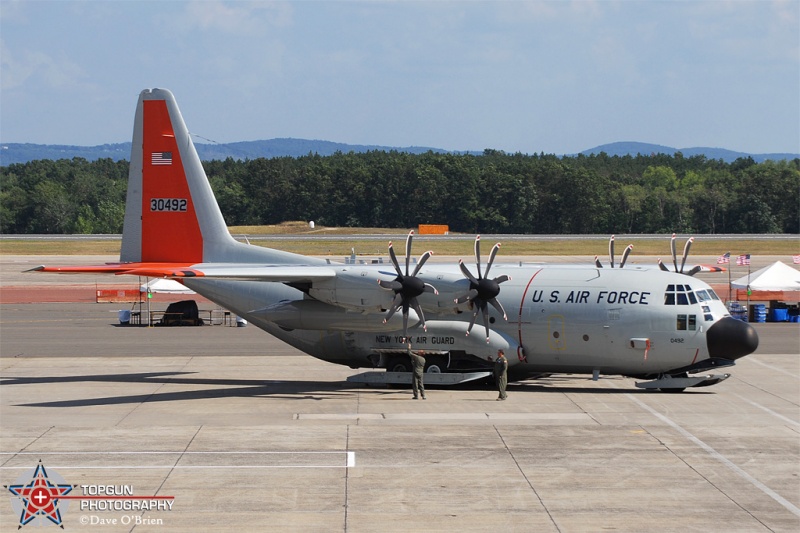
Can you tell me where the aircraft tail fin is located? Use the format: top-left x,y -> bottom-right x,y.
121,88 -> 235,263
121,89 -> 309,266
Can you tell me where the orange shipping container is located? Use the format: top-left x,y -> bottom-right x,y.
418,224 -> 449,235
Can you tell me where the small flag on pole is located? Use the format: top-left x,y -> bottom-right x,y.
793,255 -> 800,264
716,252 -> 730,264
151,152 -> 173,166
736,254 -> 750,266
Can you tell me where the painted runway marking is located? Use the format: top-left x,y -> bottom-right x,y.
745,357 -> 799,378
732,393 -> 800,428
0,451 -> 355,469
626,393 -> 800,518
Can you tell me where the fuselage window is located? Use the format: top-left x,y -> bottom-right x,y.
676,314 -> 697,330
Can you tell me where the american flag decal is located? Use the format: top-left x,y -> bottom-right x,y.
151,151 -> 173,165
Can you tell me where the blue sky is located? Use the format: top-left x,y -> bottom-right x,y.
1,0 -> 798,155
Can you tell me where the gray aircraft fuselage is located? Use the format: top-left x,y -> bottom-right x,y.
183,260 -> 746,379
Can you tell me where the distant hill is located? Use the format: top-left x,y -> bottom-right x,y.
1,138 -> 796,165
0,138 -> 451,166
579,141 -> 798,163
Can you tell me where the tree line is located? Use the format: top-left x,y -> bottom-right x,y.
1,151 -> 798,235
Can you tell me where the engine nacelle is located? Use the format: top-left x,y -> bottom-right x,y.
252,299 -> 417,331
308,266 -> 468,313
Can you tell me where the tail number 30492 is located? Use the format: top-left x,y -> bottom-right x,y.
150,198 -> 187,212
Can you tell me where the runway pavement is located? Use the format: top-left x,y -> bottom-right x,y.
1,259 -> 798,532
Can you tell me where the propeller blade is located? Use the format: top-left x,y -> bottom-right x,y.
458,260 -> 479,284
455,288 -> 479,304
474,235 -> 482,278
685,265 -> 702,277
680,237 -> 694,273
481,305 -> 491,342
423,283 -> 439,295
670,233 -> 678,273
411,250 -> 433,277
383,293 -> 404,323
485,243 -> 501,278
388,243 -> 403,278
378,279 -> 402,291
493,274 -> 510,284
620,244 -> 633,269
410,299 -> 427,332
595,255 -> 603,268
488,297 -> 507,321
465,307 -> 480,336
609,235 -> 615,268
658,259 -> 670,272
404,231 -> 414,275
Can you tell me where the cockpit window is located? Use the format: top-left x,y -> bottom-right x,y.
664,284 -> 701,306
708,289 -> 721,301
696,289 -> 710,302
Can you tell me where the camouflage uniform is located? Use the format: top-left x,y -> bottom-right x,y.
494,351 -> 508,400
408,345 -> 426,399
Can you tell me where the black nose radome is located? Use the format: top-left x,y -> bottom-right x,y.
707,316 -> 759,360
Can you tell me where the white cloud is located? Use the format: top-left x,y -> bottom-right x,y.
181,0 -> 292,34
0,40 -> 87,91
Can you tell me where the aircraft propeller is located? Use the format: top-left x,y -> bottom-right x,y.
658,234 -> 702,276
378,231 -> 438,340
594,235 -> 633,269
454,235 -> 511,342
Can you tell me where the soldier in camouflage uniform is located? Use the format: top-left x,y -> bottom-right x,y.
407,341 -> 426,400
494,349 -> 508,400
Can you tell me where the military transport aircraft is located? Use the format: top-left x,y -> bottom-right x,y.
32,88 -> 759,391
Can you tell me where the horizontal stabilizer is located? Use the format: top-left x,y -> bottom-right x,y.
30,263 -> 337,283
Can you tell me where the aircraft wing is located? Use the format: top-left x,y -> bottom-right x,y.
29,263 -> 338,283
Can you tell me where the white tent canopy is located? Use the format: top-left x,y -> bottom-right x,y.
139,278 -> 196,294
731,261 -> 800,291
